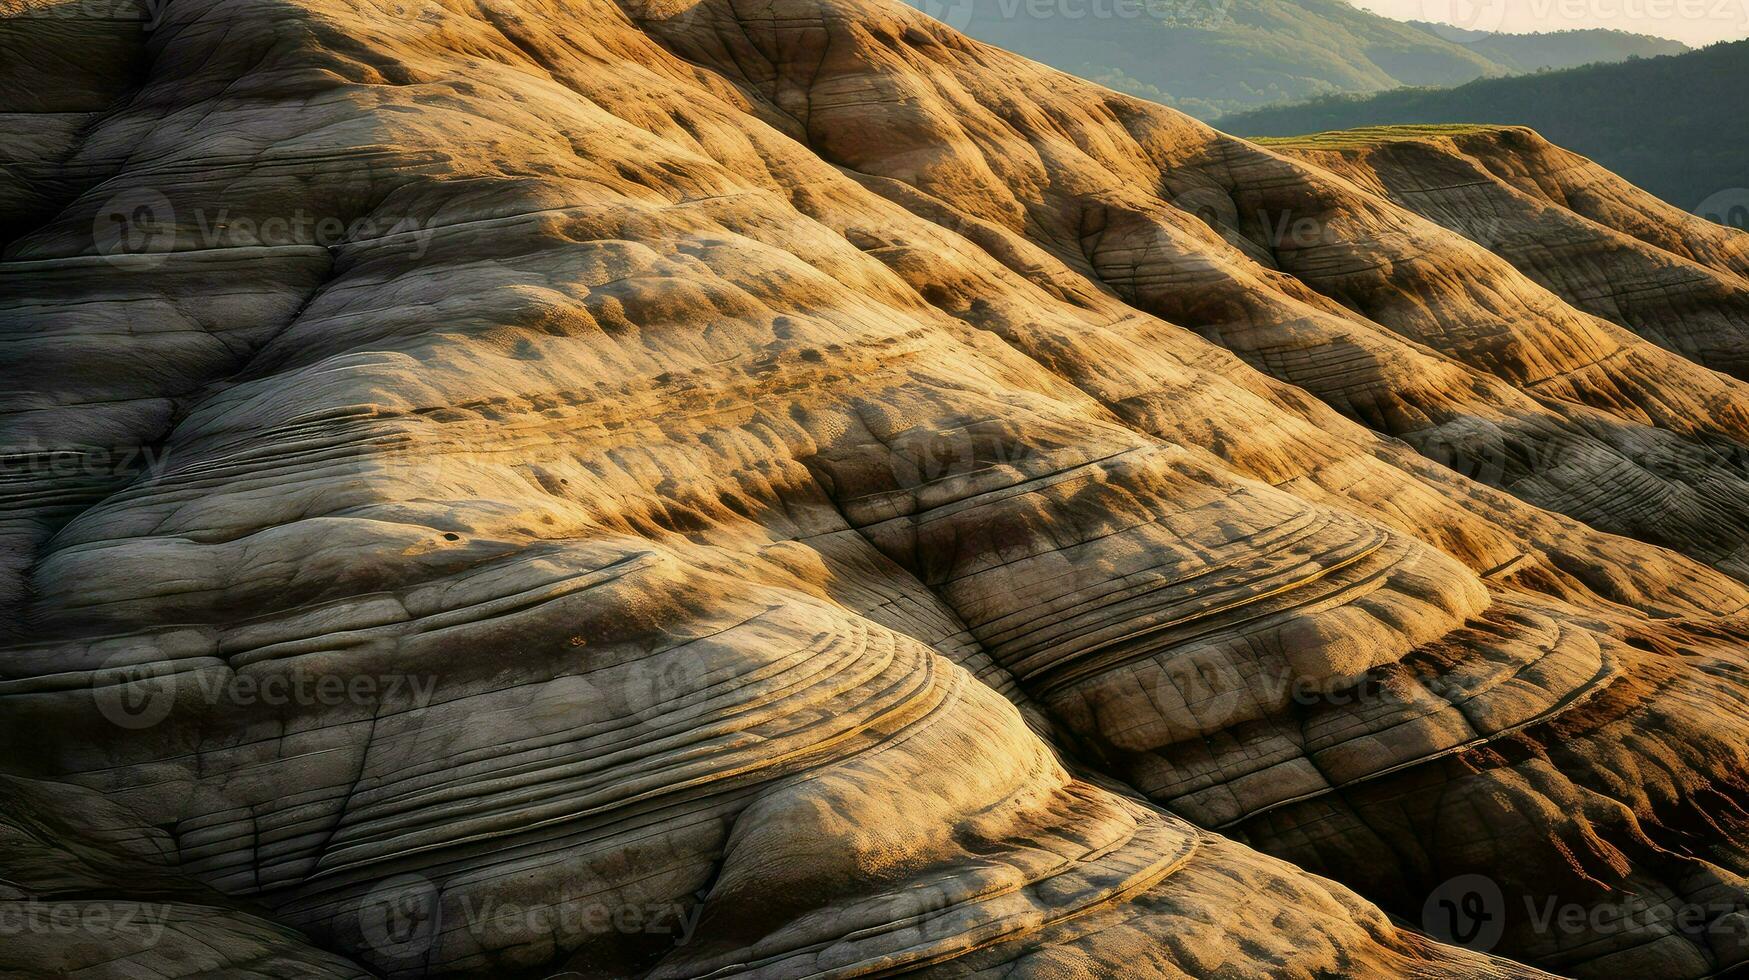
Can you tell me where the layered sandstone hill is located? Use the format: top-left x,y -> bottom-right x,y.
6,0 -> 1749,978
1259,126 -> 1749,381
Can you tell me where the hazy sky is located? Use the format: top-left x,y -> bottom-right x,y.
1349,0 -> 1749,46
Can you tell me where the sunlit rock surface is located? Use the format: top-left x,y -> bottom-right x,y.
4,0 -> 1749,977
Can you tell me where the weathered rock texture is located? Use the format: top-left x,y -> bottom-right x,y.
4,1 -> 1749,978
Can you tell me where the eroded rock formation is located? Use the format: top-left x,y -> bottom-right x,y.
4,0 -> 1749,977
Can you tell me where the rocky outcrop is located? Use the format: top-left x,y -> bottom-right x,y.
4,0 -> 1749,977
0,775 -> 369,977
1263,125 -> 1749,378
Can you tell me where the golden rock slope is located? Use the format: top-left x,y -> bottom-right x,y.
5,0 -> 1749,977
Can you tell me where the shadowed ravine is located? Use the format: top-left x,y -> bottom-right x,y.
5,0 -> 1749,977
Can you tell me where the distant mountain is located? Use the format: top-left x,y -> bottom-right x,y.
905,0 -> 1685,118
1409,22 -> 1691,71
1220,40 -> 1749,216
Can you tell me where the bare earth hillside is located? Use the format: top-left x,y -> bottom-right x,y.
5,1 -> 1749,977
